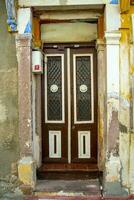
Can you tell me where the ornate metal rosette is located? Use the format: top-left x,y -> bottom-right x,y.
50,84 -> 58,93
79,84 -> 88,93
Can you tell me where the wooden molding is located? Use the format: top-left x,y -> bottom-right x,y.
131,0 -> 134,5
98,16 -> 104,40
33,17 -> 41,47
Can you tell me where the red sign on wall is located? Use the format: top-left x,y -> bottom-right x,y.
32,50 -> 43,74
34,65 -> 40,70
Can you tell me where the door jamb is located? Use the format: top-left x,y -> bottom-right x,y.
67,48 -> 71,163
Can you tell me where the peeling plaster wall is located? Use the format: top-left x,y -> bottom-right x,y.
103,3 -> 130,196
97,40 -> 106,171
119,25 -> 130,189
0,1 -> 23,198
0,0 -> 19,176
18,0 -> 107,7
41,23 -> 97,43
119,7 -> 134,194
4,0 -> 134,197
104,31 -> 124,196
32,74 -> 42,167
104,4 -> 134,196
128,7 -> 134,194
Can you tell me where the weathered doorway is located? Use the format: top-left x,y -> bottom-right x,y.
41,44 -> 98,172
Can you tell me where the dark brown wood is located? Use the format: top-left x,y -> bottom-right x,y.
43,42 -> 96,50
131,0 -> 134,5
42,48 -> 68,163
41,43 -> 98,173
98,16 -> 104,40
39,163 -> 98,171
70,47 -> 98,163
37,163 -> 99,180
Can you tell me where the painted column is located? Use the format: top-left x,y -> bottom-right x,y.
96,39 -> 106,171
103,3 -> 129,196
16,34 -> 33,156
129,13 -> 134,194
103,31 -> 128,196
16,8 -> 36,190
129,75 -> 134,193
119,27 -> 130,192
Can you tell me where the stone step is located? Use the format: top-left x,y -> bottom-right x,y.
25,196 -> 132,200
26,196 -> 101,200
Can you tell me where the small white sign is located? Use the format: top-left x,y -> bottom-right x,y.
32,50 -> 43,74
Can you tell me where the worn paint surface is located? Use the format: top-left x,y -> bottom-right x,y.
104,30 -> 123,196
18,157 -> 36,188
33,17 -> 41,47
0,0 -> 19,177
5,0 -> 17,32
35,179 -> 101,197
119,27 -> 130,190
41,22 -> 97,43
105,4 -> 120,31
119,6 -> 134,193
18,0 -> 120,7
40,10 -> 101,21
15,2 -> 134,198
103,3 -> 128,196
16,34 -> 33,156
17,8 -> 32,34
18,0 -> 107,7
103,3 -> 134,195
120,0 -> 130,13
0,1 -> 23,199
129,134 -> 134,193
1,0 -> 134,197
102,2 -> 134,197
97,39 -> 105,171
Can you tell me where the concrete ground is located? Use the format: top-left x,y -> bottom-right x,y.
25,179 -> 134,200
35,179 -> 101,197
24,179 -> 102,199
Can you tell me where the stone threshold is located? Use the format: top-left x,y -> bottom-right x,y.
25,195 -> 134,200
24,180 -> 134,200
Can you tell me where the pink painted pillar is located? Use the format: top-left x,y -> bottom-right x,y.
16,34 -> 33,157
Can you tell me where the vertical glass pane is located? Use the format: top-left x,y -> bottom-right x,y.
76,56 -> 92,121
47,56 -> 62,121
83,135 -> 86,154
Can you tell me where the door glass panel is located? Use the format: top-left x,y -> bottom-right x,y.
45,55 -> 64,122
74,55 -> 93,123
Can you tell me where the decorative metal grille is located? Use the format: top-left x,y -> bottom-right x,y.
76,56 -> 92,121
47,56 -> 62,121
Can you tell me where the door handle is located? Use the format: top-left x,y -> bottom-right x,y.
72,125 -> 75,129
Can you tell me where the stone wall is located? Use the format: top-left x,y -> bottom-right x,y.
0,0 -> 22,199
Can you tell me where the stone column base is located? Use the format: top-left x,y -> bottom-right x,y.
18,156 -> 36,192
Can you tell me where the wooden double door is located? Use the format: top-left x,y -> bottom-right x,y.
42,44 -> 98,168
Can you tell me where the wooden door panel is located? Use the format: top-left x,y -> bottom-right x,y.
70,48 -> 97,163
42,48 -> 68,163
